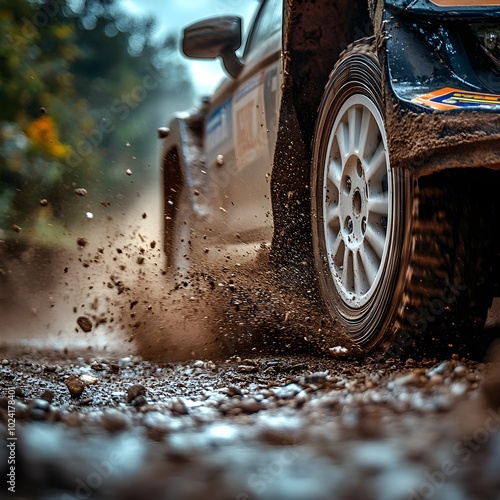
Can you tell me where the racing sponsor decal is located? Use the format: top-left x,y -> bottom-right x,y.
234,71 -> 267,164
412,87 -> 500,110
206,98 -> 232,152
430,1 -> 500,5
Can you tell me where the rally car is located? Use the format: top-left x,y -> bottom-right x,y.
160,0 -> 500,356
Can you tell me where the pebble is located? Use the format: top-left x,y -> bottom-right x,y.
65,375 -> 85,398
272,383 -> 302,399
90,361 -> 105,371
238,365 -> 258,374
131,395 -> 148,407
40,390 -> 54,403
170,399 -> 189,415
80,374 -> 98,386
127,384 -> 147,404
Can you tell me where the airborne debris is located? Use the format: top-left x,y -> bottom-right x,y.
86,212 -> 94,219
12,224 -> 21,233
74,188 -> 88,197
39,199 -> 49,207
77,316 -> 93,332
76,237 -> 88,247
216,154 -> 224,166
126,169 -> 132,175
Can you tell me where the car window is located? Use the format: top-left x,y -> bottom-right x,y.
245,0 -> 282,56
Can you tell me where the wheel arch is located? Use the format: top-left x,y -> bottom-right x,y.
161,115 -> 205,261
270,0 -> 375,265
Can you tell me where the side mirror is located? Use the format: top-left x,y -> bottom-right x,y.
182,16 -> 244,79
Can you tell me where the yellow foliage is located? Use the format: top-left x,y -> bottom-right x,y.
53,25 -> 72,40
25,115 -> 69,159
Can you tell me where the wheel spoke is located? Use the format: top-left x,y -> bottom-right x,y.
365,225 -> 385,259
335,122 -> 348,161
365,141 -> 386,182
328,232 -> 343,262
327,158 -> 342,190
353,251 -> 365,295
326,204 -> 340,226
342,247 -> 351,290
348,106 -> 359,155
357,106 -> 371,159
359,243 -> 378,287
367,195 -> 389,216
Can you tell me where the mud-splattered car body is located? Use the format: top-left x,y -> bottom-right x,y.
161,0 -> 500,356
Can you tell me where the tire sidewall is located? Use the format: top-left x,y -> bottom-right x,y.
311,50 -> 411,348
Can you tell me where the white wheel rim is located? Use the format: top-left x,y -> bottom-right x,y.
322,94 -> 392,307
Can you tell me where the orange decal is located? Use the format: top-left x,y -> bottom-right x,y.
412,87 -> 500,110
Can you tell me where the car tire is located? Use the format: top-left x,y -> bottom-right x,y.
311,40 -> 493,356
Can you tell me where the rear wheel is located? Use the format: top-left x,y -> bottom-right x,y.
311,40 -> 494,356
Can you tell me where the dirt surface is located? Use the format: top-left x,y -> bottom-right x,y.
2,197 -> 500,499
2,346 -> 500,499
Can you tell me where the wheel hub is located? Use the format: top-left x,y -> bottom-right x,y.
322,94 -> 392,306
340,154 -> 369,250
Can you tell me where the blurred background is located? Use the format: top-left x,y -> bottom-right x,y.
0,0 -> 259,348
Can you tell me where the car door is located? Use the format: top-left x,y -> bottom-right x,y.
204,0 -> 282,243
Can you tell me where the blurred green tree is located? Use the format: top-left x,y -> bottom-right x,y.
0,0 -> 193,243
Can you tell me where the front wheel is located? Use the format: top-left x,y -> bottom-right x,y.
311,41 -> 412,349
311,40 -> 494,356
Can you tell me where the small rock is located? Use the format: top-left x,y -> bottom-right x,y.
90,360 -> 104,371
100,411 -> 128,434
238,365 -> 258,374
80,374 -> 98,385
66,375 -> 85,398
169,398 -> 188,415
303,372 -> 329,384
12,224 -> 21,233
127,384 -> 146,404
235,398 -> 264,414
29,398 -> 51,419
126,169 -> 132,176
131,395 -> 147,407
108,363 -> 120,374
1,359 -> 9,366
226,386 -> 243,397
40,390 -> 54,403
427,361 -> 451,378
329,346 -> 349,357
78,397 -> 93,406
76,237 -> 88,247
272,383 -> 302,399
77,316 -> 93,332
39,199 -> 49,207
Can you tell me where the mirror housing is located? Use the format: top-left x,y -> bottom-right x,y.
182,16 -> 244,79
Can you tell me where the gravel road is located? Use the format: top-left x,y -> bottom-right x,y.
2,346 -> 500,500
